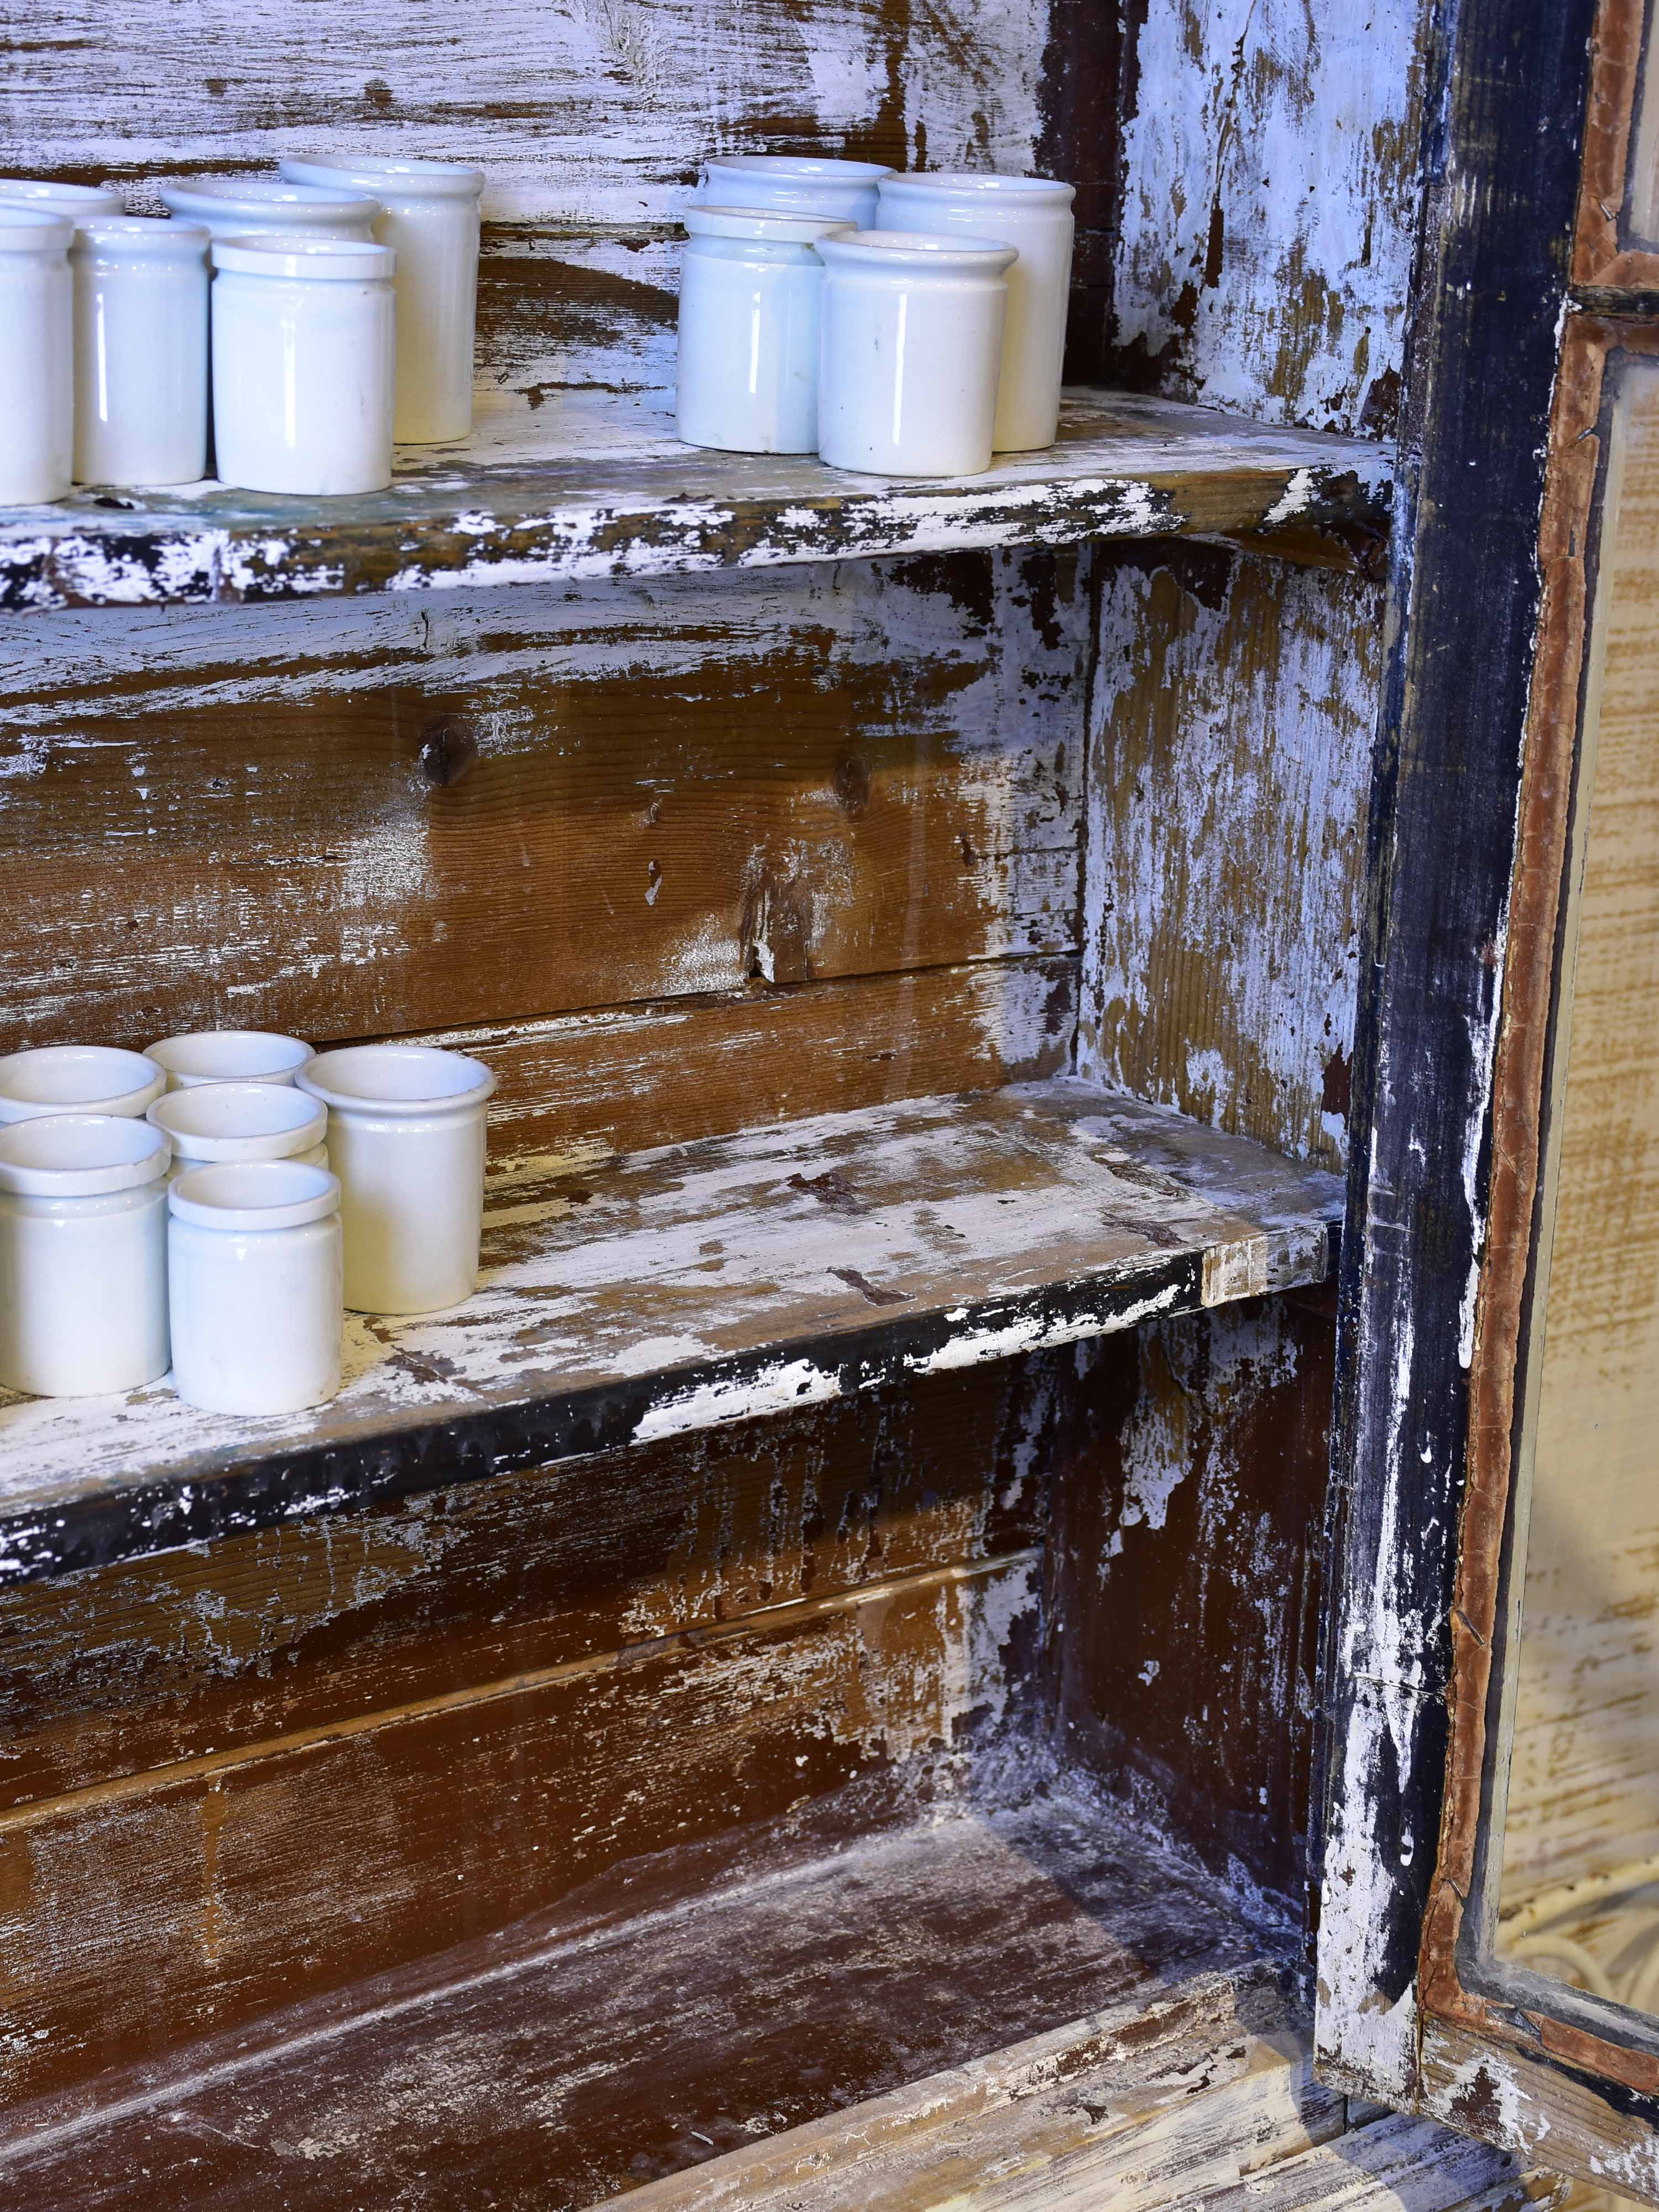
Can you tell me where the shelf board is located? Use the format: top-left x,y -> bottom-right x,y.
0,387 -> 1392,612
0,1079 -> 1341,1584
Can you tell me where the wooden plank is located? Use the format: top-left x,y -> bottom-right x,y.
1419,2018 -> 1659,2206
0,392 -> 1394,613
1099,0 -> 1427,436
1049,1288 -> 1335,1908
0,1554 -> 1039,2106
0,1081 -> 1343,1585
1185,2112 -> 1561,2212
1078,543 -> 1380,1170
0,554 -> 1084,1051
0,1351 -> 1054,1811
0,1778 -> 1272,2202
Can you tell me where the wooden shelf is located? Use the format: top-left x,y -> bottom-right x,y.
0,1079 -> 1340,1584
0,388 -> 1392,612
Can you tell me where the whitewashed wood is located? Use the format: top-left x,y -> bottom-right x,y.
1112,0 -> 1427,433
0,1081 -> 1340,1576
0,390 -> 1393,612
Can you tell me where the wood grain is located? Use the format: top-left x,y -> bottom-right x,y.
1078,542 -> 1378,1170
0,553 -> 1084,1051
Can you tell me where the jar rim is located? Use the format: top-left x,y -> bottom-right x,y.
72,216 -> 210,256
0,178 -> 124,210
149,1082 -> 327,1157
686,204 -> 855,244
705,154 -> 894,184
0,1045 -> 166,1123
878,171 -> 1076,205
0,1113 -> 170,1195
211,232 -> 397,280
298,1044 -> 496,1115
160,175 -> 383,220
816,229 -> 1019,270
170,1158 -> 341,1230
145,1029 -> 314,1086
281,154 -> 484,201
0,207 -> 73,253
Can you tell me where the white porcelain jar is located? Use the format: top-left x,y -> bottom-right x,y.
211,234 -> 397,495
0,179 -> 124,218
298,1044 -> 495,1315
874,174 -> 1074,451
0,208 -> 72,504
0,1045 -> 165,1124
169,1160 -> 343,1415
149,1082 -> 328,1185
700,155 -> 891,232
677,207 -> 853,455
280,156 -> 483,444
815,231 -> 1016,478
0,1115 -> 170,1397
145,1029 -> 312,1089
158,175 -> 381,243
70,217 -> 210,488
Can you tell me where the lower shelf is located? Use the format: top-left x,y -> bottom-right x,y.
0,1079 -> 1342,1584
0,1766 -> 1539,2212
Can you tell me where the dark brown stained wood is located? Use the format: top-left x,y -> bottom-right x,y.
428,959 -> 1078,1166
0,1353 -> 1055,1812
0,1554 -> 1038,2107
0,1774 -> 1276,2207
1078,544 -> 1380,1171
0,1082 -> 1343,1585
0,393 -> 1394,613
0,554 -> 1084,1052
1047,1291 -> 1335,1910
1099,0 -> 1427,435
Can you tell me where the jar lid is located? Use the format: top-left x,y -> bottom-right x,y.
0,1045 -> 166,1123
298,1044 -> 496,1117
170,1158 -> 341,1230
686,205 -> 856,244
149,1082 -> 327,1161
159,175 -> 383,227
72,216 -> 210,258
877,171 -> 1076,206
211,233 -> 397,280
0,1114 -> 170,1196
0,207 -> 73,254
704,155 -> 893,185
0,178 -> 125,213
145,1028 -> 314,1088
815,229 -> 1019,272
281,154 -> 484,202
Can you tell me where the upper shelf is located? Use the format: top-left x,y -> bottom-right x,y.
0,1079 -> 1341,1584
0,388 -> 1394,613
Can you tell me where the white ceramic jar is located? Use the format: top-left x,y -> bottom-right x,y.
0,1115 -> 170,1397
158,175 -> 381,244
700,155 -> 892,232
0,179 -> 124,218
280,156 -> 483,444
677,207 -> 853,455
0,1045 -> 165,1124
815,231 -> 1016,478
0,208 -> 72,504
145,1029 -> 313,1089
298,1044 -> 494,1314
149,1082 -> 328,1185
169,1160 -> 343,1415
71,217 -> 210,488
874,174 -> 1074,451
212,234 -> 397,496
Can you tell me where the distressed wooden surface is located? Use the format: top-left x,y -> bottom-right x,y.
1574,0 -> 1659,286
1420,2018 -> 1659,2206
0,1350 -> 1055,1811
0,1773 -> 1274,2203
0,393 -> 1393,613
1048,1289 -> 1335,1910
0,1081 -> 1341,1583
1091,0 -> 1426,435
0,554 -> 1085,1053
1078,544 -> 1379,1169
1500,360 -> 1659,1906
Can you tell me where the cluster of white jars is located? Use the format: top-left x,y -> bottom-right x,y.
676,156 -> 1076,478
0,158 -> 483,506
0,1030 -> 494,1413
